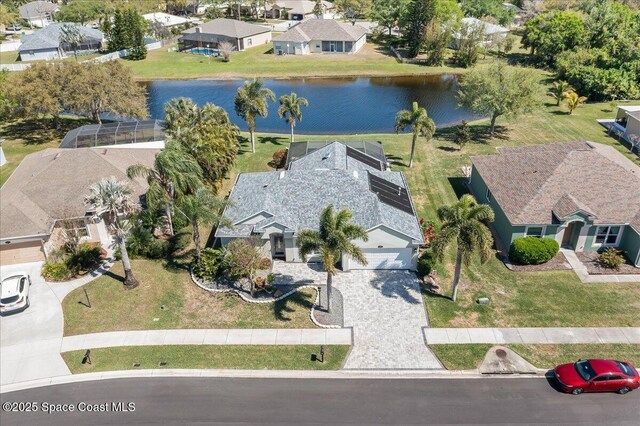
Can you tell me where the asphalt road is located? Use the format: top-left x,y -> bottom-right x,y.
1,377 -> 638,425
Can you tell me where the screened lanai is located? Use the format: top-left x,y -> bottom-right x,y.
60,120 -> 165,149
286,140 -> 387,167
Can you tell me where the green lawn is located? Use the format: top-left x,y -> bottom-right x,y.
62,345 -> 349,373
430,344 -> 640,370
63,259 -> 317,336
121,41 -> 464,80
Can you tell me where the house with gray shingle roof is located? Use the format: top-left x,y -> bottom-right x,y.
179,18 -> 272,52
19,1 -> 59,28
215,142 -> 424,270
18,23 -> 104,62
469,142 -> 640,267
273,19 -> 367,55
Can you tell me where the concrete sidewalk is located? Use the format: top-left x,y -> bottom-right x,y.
61,329 -> 352,352
424,327 -> 640,344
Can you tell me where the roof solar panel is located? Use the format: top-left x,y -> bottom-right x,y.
368,173 -> 414,215
346,146 -> 383,171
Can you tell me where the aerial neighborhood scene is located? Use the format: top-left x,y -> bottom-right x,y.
1,0 -> 639,424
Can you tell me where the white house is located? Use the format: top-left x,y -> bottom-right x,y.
19,1 -> 59,28
599,105 -> 640,153
273,19 -> 367,55
452,17 -> 509,49
143,12 -> 190,28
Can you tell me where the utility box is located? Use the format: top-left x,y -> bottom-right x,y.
477,297 -> 490,305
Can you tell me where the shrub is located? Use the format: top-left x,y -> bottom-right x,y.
258,257 -> 272,270
168,229 -> 191,255
42,262 -> 73,281
598,248 -> 625,270
193,248 -> 224,280
127,229 -> 169,259
67,243 -> 102,271
509,237 -> 559,265
417,250 -> 436,278
271,148 -> 288,169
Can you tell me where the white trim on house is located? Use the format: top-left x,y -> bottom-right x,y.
524,225 -> 546,238
593,224 -> 625,248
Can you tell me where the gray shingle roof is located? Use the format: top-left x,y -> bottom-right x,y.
217,142 -> 422,241
471,142 -> 640,231
274,19 -> 368,43
19,1 -> 58,20
183,18 -> 270,39
19,23 -> 103,51
0,148 -> 158,240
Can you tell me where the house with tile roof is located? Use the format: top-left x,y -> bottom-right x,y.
18,23 -> 104,61
272,19 -> 367,55
179,18 -> 271,52
215,141 -> 424,270
0,148 -> 157,265
269,1 -> 335,20
469,142 -> 640,267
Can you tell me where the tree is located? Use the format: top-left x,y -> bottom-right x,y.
127,143 -> 203,236
431,195 -> 494,302
454,120 -> 471,150
56,1 -> 109,25
177,187 -> 232,261
297,205 -> 369,313
394,101 -> 436,168
454,20 -> 485,68
105,7 -> 147,57
0,70 -> 14,120
547,81 -> 574,106
84,177 -> 140,288
422,19 -> 453,66
461,0 -> 515,26
334,0 -> 372,19
402,0 -> 436,57
218,40 -> 235,62
0,4 -> 19,29
521,10 -> 585,65
60,24 -> 88,60
225,238 -> 262,297
457,62 -> 541,135
234,79 -> 276,154
370,0 -> 407,36
312,0 -> 325,18
278,92 -> 309,143
148,20 -> 171,40
164,98 -> 240,187
563,90 -> 587,115
65,61 -> 148,123
127,8 -> 148,60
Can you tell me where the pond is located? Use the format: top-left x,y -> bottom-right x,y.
144,75 -> 480,134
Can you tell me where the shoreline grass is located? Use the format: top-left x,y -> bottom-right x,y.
62,345 -> 350,373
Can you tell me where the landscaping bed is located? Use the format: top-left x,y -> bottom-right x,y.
62,345 -> 350,373
576,252 -> 640,275
430,344 -> 640,371
507,252 -> 572,272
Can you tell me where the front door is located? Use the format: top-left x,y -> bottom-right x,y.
272,235 -> 285,258
562,223 -> 575,248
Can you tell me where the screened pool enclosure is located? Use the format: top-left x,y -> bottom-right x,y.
60,120 -> 165,149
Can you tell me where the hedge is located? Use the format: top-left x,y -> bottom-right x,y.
509,237 -> 559,265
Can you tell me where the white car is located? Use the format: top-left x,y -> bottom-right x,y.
0,273 -> 31,315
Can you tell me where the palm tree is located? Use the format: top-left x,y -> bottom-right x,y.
177,187 -> 232,261
234,79 -> 276,153
547,81 -> 574,106
297,205 -> 368,313
60,23 -> 88,61
127,143 -> 202,236
432,195 -> 495,302
84,177 -> 139,288
563,91 -> 587,115
394,102 -> 436,168
278,92 -> 309,143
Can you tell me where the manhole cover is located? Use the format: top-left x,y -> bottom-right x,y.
496,349 -> 507,359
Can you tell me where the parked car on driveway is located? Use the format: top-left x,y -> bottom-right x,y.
6,24 -> 23,32
554,359 -> 639,395
0,273 -> 31,315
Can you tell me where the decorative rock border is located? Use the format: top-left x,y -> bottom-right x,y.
190,270 -> 342,329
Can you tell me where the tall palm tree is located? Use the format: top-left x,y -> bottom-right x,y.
84,177 -> 139,288
432,195 -> 495,302
297,205 -> 368,313
127,143 -> 202,236
563,91 -> 587,115
278,92 -> 309,143
177,187 -> 232,261
234,79 -> 276,153
394,102 -> 436,168
547,81 -> 574,106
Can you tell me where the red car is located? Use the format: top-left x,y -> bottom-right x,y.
554,359 -> 639,395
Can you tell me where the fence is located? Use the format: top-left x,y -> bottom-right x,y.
0,41 -> 21,52
0,63 -> 30,71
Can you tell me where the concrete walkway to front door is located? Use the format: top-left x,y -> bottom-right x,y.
561,249 -> 640,283
334,270 -> 443,370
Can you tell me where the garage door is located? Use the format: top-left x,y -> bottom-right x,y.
350,248 -> 413,270
0,241 -> 45,265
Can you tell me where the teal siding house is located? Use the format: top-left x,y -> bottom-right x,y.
469,142 -> 640,267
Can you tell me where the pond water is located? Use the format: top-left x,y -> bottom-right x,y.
144,75 -> 480,134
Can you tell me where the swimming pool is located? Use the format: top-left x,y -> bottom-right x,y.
189,47 -> 220,56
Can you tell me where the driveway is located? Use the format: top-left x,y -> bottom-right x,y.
0,262 -> 70,385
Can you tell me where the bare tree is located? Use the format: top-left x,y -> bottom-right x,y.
218,40 -> 236,62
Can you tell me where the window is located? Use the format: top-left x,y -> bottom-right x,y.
595,226 -> 621,246
336,41 -> 344,52
247,38 -> 252,46
322,41 -> 330,52
575,360 -> 596,381
526,226 -> 544,238
593,375 -> 610,382
345,41 -> 353,52
486,188 -> 492,202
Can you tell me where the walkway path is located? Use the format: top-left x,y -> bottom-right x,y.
561,249 -> 640,283
425,327 -> 640,344
61,329 -> 352,352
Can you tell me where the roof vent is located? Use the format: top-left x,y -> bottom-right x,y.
322,152 -> 332,160
263,184 -> 269,188
279,171 -> 286,179
195,27 -> 201,33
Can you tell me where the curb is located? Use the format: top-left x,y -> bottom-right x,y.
0,368 -> 548,394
